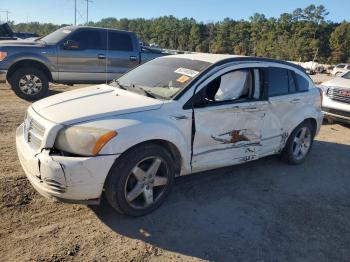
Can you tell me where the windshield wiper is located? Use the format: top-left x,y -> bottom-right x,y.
139,87 -> 158,99
112,80 -> 128,90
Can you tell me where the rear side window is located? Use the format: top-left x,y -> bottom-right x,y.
347,65 -> 350,70
288,71 -> 297,93
70,30 -> 103,50
108,31 -> 133,51
267,68 -> 289,97
295,74 -> 310,92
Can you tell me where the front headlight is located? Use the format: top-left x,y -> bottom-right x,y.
54,126 -> 117,156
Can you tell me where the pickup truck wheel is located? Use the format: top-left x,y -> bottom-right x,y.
105,144 -> 175,217
281,121 -> 314,165
9,68 -> 49,101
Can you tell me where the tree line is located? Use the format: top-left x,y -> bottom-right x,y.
10,5 -> 350,64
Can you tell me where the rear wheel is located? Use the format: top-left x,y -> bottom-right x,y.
335,72 -> 342,77
9,67 -> 49,101
105,144 -> 175,216
281,121 -> 314,165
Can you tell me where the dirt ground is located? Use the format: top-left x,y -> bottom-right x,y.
1,75 -> 350,262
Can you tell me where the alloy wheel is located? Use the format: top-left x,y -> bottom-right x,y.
292,127 -> 311,161
124,156 -> 169,209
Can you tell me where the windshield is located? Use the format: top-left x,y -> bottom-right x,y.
40,27 -> 75,44
342,71 -> 350,79
110,57 -> 212,100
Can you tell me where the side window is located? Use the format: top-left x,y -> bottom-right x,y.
337,64 -> 345,69
108,31 -> 133,51
346,65 -> 350,70
267,67 -> 289,97
193,68 -> 264,107
295,73 -> 310,92
213,69 -> 253,102
288,70 -> 297,93
70,30 -> 103,50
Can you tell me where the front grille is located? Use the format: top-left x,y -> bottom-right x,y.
327,87 -> 350,104
24,112 -> 46,150
322,107 -> 350,118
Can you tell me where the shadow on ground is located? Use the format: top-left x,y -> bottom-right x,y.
92,140 -> 350,261
47,89 -> 64,97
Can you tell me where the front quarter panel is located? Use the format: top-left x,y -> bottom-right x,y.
77,107 -> 192,175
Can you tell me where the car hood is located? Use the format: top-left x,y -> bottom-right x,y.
322,77 -> 350,89
32,84 -> 164,125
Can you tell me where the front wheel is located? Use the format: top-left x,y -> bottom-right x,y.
281,121 -> 314,165
104,144 -> 175,216
9,67 -> 49,101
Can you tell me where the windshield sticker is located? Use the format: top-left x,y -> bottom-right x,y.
176,75 -> 191,83
62,30 -> 72,34
174,68 -> 199,78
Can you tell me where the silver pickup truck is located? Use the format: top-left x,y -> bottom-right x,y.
0,26 -> 168,100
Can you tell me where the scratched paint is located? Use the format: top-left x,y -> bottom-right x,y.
211,129 -> 261,145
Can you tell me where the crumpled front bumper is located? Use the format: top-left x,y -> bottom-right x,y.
16,123 -> 118,204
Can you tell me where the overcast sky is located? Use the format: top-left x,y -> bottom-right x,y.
1,0 -> 349,25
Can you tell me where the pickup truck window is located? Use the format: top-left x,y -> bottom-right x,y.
108,31 -> 133,51
40,27 -> 75,45
111,57 -> 212,100
70,30 -> 103,50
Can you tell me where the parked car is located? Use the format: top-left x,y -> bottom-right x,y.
0,26 -> 169,100
16,54 -> 323,216
319,71 -> 350,124
331,63 -> 350,76
0,23 -> 38,40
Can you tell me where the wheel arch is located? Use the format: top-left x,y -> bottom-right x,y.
303,117 -> 318,138
7,59 -> 53,82
115,139 -> 183,176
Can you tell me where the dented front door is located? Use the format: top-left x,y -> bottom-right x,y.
192,101 -> 268,171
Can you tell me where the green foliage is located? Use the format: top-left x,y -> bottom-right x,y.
8,5 -> 350,63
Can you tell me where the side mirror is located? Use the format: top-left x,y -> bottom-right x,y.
193,93 -> 212,108
63,40 -> 80,50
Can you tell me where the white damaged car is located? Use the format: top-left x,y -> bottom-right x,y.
16,54 -> 323,216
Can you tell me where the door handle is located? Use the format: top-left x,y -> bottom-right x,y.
290,98 -> 301,104
244,107 -> 262,112
130,56 -> 138,61
98,54 -> 106,60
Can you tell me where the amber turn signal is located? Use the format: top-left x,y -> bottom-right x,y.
0,52 -> 7,61
92,131 -> 117,156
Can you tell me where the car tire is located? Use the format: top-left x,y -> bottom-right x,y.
104,144 -> 175,217
9,67 -> 49,101
335,72 -> 342,77
281,121 -> 315,165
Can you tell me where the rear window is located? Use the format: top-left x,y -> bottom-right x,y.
267,68 -> 289,96
108,31 -> 133,51
295,74 -> 309,92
